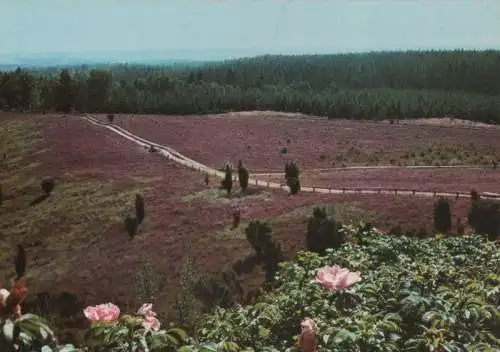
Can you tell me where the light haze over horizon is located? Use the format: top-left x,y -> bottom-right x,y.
3,0 -> 500,60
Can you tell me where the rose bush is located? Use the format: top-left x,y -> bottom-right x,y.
83,302 -> 189,352
1,225 -> 499,351
195,225 -> 500,351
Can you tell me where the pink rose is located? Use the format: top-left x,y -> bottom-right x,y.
137,303 -> 160,331
314,265 -> 362,291
83,303 -> 120,322
137,303 -> 156,317
141,315 -> 161,331
299,317 -> 317,352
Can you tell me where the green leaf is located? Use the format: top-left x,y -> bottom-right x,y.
2,320 -> 15,342
56,344 -> 79,352
166,327 -> 189,344
333,329 -> 357,344
322,334 -> 330,344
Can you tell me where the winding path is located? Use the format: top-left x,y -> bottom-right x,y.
83,114 -> 500,200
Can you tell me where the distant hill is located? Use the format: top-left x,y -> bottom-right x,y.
0,48 -> 278,71
0,54 -> 206,71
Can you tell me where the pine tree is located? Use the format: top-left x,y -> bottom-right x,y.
237,160 -> 249,192
221,164 -> 233,196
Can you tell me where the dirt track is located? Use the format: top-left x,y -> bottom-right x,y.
83,114 -> 500,200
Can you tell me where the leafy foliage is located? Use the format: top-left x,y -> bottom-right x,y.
84,315 -> 189,352
197,226 -> 500,351
193,270 -> 241,310
0,313 -> 78,352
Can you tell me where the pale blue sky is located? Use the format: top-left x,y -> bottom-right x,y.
2,0 -> 500,57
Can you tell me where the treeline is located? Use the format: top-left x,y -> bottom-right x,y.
1,50 -> 500,123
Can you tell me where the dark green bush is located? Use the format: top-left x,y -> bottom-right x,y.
41,178 -> 55,195
237,160 -> 249,192
135,194 -> 145,225
124,215 -> 138,239
306,206 -> 344,255
221,165 -> 233,196
434,197 -> 452,233
245,221 -> 273,258
284,161 -> 300,195
468,198 -> 500,241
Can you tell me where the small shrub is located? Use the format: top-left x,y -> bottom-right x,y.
306,206 -> 344,255
285,161 -> 300,195
193,270 -> 240,310
456,217 -> 465,235
434,197 -> 452,233
237,160 -> 249,192
470,189 -> 480,201
173,255 -> 202,327
204,173 -> 209,186
262,241 -> 283,283
135,259 -> 162,302
107,113 -> 114,123
124,215 -> 138,239
41,178 -> 55,195
135,194 -> 145,225
232,207 -> 241,229
221,165 -> 233,196
468,198 -> 500,241
280,147 -> 288,154
0,185 -> 3,206
245,221 -> 273,258
148,145 -> 158,153
14,244 -> 26,281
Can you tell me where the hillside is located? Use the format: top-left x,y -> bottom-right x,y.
1,50 -> 500,123
0,112 -> 499,351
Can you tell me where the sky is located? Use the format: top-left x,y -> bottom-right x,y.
2,0 -> 500,59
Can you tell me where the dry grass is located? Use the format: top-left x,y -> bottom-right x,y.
0,118 -> 146,284
183,186 -> 272,205
274,201 -> 377,225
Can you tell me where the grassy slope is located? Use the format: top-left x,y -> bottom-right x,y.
0,116 -> 146,286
